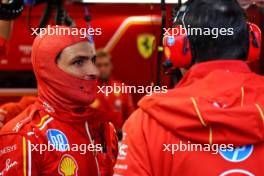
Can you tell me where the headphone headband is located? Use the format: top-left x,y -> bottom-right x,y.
163,23 -> 262,69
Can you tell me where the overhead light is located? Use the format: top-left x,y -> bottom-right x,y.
76,0 -> 188,3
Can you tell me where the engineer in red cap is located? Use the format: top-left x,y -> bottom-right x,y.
0,26 -> 118,176
114,0 -> 264,176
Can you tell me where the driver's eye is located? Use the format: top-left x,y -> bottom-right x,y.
72,56 -> 95,67
73,59 -> 84,66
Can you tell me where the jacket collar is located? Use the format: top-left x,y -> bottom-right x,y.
178,60 -> 251,87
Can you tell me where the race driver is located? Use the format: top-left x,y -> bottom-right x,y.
114,0 -> 264,175
0,26 -> 117,176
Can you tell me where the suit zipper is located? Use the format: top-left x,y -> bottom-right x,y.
85,121 -> 101,176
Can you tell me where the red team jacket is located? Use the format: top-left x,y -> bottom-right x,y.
114,60 -> 264,176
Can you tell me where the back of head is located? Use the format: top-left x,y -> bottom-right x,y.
177,0 -> 249,62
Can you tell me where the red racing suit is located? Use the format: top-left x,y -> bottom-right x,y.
0,101 -> 118,176
114,60 -> 264,176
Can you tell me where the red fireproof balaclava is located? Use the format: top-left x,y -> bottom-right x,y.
31,26 -> 97,122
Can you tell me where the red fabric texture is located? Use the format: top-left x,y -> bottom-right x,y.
114,60 -> 264,176
1,104 -> 118,176
0,96 -> 37,124
0,36 -> 6,56
92,79 -> 135,129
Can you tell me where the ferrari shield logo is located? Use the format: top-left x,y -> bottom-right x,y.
137,34 -> 156,59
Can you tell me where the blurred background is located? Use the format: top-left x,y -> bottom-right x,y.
0,0 -> 263,107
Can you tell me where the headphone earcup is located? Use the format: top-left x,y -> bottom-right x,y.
163,26 -> 192,68
247,23 -> 262,62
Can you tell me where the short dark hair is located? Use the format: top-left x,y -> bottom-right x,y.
175,0 -> 249,63
96,49 -> 111,59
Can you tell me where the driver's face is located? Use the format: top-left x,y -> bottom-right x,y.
56,42 -> 99,81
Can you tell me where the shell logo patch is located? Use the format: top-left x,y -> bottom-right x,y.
58,154 -> 78,176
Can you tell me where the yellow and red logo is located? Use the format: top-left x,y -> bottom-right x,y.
58,154 -> 78,176
137,33 -> 156,59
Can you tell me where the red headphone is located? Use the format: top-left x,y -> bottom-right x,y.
163,23 -> 262,68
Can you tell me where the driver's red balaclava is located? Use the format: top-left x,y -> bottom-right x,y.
31,26 -> 97,122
